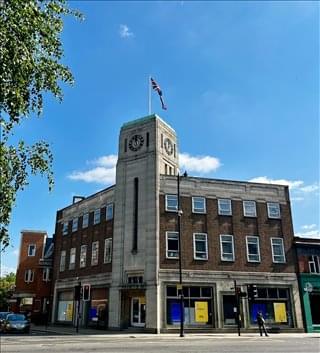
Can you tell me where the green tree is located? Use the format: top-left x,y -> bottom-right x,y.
0,272 -> 16,310
0,0 -> 82,248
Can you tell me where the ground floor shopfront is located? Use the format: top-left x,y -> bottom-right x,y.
298,274 -> 320,333
52,271 -> 304,332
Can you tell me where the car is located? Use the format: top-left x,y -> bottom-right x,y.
1,313 -> 30,333
0,312 -> 11,332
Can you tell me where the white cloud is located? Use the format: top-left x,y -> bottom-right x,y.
302,224 -> 317,230
68,154 -> 117,185
0,265 -> 16,277
179,153 -> 221,174
68,152 -> 221,185
295,229 -> 320,239
119,24 -> 134,38
249,176 -> 304,190
249,177 -> 319,199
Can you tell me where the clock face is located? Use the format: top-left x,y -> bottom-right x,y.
164,138 -> 173,155
129,134 -> 144,151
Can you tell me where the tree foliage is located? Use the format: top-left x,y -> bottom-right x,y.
0,0 -> 82,248
0,272 -> 16,310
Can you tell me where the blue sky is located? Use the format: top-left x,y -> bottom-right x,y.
2,1 -> 319,275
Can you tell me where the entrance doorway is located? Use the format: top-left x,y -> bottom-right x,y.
131,297 -> 146,327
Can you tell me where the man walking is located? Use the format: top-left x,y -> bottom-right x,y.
257,311 -> 269,337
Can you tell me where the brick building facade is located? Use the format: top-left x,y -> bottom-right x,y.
13,230 -> 53,321
51,115 -> 304,332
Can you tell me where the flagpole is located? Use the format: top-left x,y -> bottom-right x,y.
148,75 -> 152,115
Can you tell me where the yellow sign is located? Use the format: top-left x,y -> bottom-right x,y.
66,303 -> 73,321
274,302 -> 287,323
177,284 -> 182,290
195,301 -> 208,323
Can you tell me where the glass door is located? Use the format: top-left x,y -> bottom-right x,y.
131,297 -> 146,327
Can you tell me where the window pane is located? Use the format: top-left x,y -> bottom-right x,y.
193,197 -> 206,213
218,199 -> 232,215
201,287 -> 212,297
268,203 -> 280,218
189,287 -> 201,297
106,204 -> 114,220
166,195 -> 178,211
243,201 -> 256,217
167,286 -> 177,297
82,213 -> 89,228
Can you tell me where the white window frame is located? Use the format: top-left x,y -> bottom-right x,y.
62,222 -> 68,235
218,199 -> 232,216
193,233 -> 208,260
246,236 -> 261,262
27,244 -> 36,256
79,245 -> 87,268
69,247 -> 76,270
220,234 -> 235,262
104,238 -> 112,264
243,200 -> 257,217
271,237 -> 286,263
94,209 -> 101,225
72,217 -> 78,232
106,203 -> 114,221
267,202 -> 281,219
42,268 -> 51,282
60,250 -> 66,272
165,194 -> 178,212
24,269 -> 34,283
308,255 -> 320,274
82,213 -> 89,228
192,197 -> 206,214
166,231 -> 179,259
91,241 -> 99,266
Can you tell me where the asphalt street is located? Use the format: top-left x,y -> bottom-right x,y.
1,333 -> 319,353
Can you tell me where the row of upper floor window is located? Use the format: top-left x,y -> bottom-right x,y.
165,195 -> 282,219
61,203 -> 114,235
24,268 -> 51,283
165,232 -> 287,264
59,238 -> 112,272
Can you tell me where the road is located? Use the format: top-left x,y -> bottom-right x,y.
1,333 -> 319,353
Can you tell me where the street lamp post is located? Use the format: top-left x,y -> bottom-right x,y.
177,171 -> 187,338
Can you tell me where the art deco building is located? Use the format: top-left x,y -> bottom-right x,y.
51,115 -> 303,332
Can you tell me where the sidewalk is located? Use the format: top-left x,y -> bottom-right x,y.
31,324 -> 320,339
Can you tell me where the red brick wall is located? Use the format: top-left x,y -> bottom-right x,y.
160,195 -> 296,273
52,205 -> 114,284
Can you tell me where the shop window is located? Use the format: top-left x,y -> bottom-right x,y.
246,236 -> 260,262
268,288 -> 278,299
166,285 -> 213,327
82,213 -> 89,228
193,233 -> 208,260
166,231 -> 179,259
220,234 -> 234,261
267,202 -> 281,219
243,200 -> 257,217
271,238 -> 286,263
28,244 -> 36,256
201,287 -> 212,297
69,248 -> 76,270
218,199 -> 232,216
192,197 -> 206,214
165,194 -> 178,212
80,245 -> 87,268
57,291 -> 73,322
106,203 -> 114,221
167,286 -> 177,297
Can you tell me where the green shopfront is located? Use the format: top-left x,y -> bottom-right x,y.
299,274 -> 320,333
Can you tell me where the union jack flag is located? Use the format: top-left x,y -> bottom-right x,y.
150,77 -> 167,110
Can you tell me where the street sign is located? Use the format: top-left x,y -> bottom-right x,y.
177,284 -> 182,290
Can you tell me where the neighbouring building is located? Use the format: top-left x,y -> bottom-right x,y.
294,237 -> 320,332
51,114 -> 304,332
13,230 -> 53,322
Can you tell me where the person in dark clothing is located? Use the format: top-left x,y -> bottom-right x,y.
257,311 -> 269,336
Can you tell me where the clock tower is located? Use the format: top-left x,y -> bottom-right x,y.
108,114 -> 178,331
